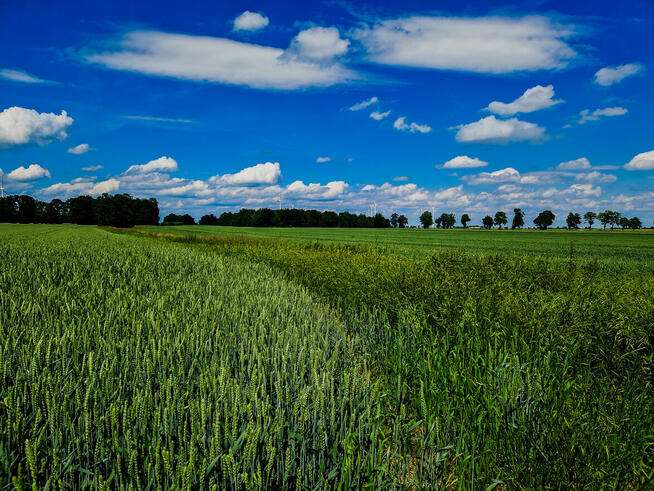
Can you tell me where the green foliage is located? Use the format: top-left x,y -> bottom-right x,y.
534,210 -> 556,230
419,211 -> 433,228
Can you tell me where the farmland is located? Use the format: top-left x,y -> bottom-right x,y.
2,224 -> 653,488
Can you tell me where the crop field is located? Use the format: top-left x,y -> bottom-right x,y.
2,223 -> 653,489
142,225 -> 654,273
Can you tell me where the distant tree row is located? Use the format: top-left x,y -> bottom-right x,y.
0,193 -> 159,227
419,208 -> 644,230
193,208 -> 400,228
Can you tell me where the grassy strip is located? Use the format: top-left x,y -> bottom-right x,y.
117,227 -> 654,488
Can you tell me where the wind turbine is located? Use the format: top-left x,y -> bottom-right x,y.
275,196 -> 282,210
0,172 -> 5,198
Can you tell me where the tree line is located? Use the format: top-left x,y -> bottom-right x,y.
418,208 -> 644,230
181,208 -> 408,228
0,193 -> 159,227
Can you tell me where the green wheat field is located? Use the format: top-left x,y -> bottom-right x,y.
1,224 -> 653,489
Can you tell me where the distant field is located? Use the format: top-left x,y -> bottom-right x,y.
142,225 -> 654,272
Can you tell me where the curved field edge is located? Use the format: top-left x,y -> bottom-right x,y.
0,225 -> 397,489
114,226 -> 654,489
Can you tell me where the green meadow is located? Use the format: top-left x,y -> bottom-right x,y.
1,223 -> 653,489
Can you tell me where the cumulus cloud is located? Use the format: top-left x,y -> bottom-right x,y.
442,155 -> 488,168
370,110 -> 391,120
393,116 -> 431,133
68,143 -> 92,154
624,150 -> 654,170
349,97 -> 378,111
125,156 -> 178,174
232,11 -> 269,32
286,180 -> 347,199
557,157 -> 591,170
209,162 -> 282,186
0,69 -> 50,84
353,15 -> 577,74
486,85 -> 563,115
82,165 -> 103,172
578,107 -> 627,124
286,27 -> 349,61
594,63 -> 643,86
455,115 -> 545,143
574,171 -> 617,183
42,177 -> 120,196
0,106 -> 73,147
85,30 -> 357,90
6,164 -> 50,181
316,156 -> 331,163
462,167 -> 521,185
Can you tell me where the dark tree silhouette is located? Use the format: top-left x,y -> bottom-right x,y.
397,214 -> 408,228
494,211 -> 508,229
566,212 -> 582,229
534,210 -> 556,230
482,215 -> 493,229
511,208 -> 525,229
461,213 -> 470,228
419,211 -> 433,229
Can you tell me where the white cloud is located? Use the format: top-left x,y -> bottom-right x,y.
82,165 -> 103,172
316,156 -> 331,163
486,84 -> 563,115
393,116 -> 431,133
286,27 -> 349,61
6,164 -> 50,181
209,162 -> 282,186
125,156 -> 178,174
0,69 -> 50,84
353,15 -> 577,74
86,30 -> 357,90
68,143 -> 92,154
232,11 -> 269,32
455,115 -> 545,143
0,106 -> 73,147
624,150 -> 654,170
370,110 -> 391,120
557,157 -> 590,170
578,106 -> 627,124
574,171 -> 617,183
442,155 -> 488,168
286,180 -> 347,199
42,177 -> 120,196
594,63 -> 643,86
349,97 -> 378,111
462,167 -> 521,185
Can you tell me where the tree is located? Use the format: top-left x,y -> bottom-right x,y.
66,196 -> 97,225
533,210 -> 555,230
438,213 -> 455,229
373,213 -> 390,228
583,211 -> 596,229
461,213 -> 470,228
390,213 -> 399,228
609,211 -> 621,230
199,214 -> 219,225
566,212 -> 581,229
494,211 -> 508,229
598,211 -> 610,230
628,217 -> 642,230
419,211 -> 433,229
511,208 -> 525,229
619,217 -> 630,230
398,215 -> 408,228
482,215 -> 493,229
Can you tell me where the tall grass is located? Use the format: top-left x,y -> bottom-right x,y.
120,227 -> 654,488
0,225 -> 397,488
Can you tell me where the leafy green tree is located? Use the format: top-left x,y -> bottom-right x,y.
610,211 -> 622,230
461,213 -> 470,228
398,214 -> 408,228
511,208 -> 525,229
390,213 -> 399,228
419,211 -> 433,229
534,210 -> 555,230
44,199 -> 65,224
438,213 -> 455,229
199,214 -> 219,225
628,216 -> 642,230
482,215 -> 493,229
598,211 -> 610,230
583,211 -> 596,229
566,212 -> 582,229
619,217 -> 630,230
494,211 -> 508,229
373,213 -> 390,228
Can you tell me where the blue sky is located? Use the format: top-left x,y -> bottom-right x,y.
1,0 -> 653,225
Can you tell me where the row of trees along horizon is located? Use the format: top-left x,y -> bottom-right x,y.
0,193 -> 645,230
